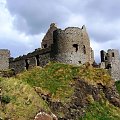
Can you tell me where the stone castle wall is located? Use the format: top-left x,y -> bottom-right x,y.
41,23 -> 57,49
2,23 -> 94,74
9,47 -> 51,74
100,49 -> 120,81
0,49 -> 10,70
1,23 -> 120,81
51,25 -> 94,65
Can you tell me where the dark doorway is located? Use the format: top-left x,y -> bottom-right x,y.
105,56 -> 108,60
25,59 -> 29,70
112,52 -> 114,57
36,55 -> 40,66
73,44 -> 78,52
43,44 -> 47,48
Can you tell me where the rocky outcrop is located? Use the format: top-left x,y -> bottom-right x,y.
35,78 -> 120,120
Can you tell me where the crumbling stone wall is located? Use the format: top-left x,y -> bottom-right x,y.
9,48 -> 51,74
100,49 -> 120,81
0,49 -> 10,70
41,23 -> 57,49
51,25 -> 94,65
9,23 -> 94,73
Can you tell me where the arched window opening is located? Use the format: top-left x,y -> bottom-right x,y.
73,44 -> 78,52
83,45 -> 86,54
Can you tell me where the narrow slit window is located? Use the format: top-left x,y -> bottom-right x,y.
112,52 -> 114,57
73,44 -> 78,52
25,59 -> 29,70
83,45 -> 86,54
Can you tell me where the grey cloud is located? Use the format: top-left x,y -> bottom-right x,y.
6,0 -> 120,48
6,0 -> 71,34
87,24 -> 118,43
68,0 -> 120,21
84,0 -> 120,20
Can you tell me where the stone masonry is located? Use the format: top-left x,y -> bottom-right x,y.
8,23 -> 94,74
1,23 -> 120,81
51,25 -> 94,65
0,49 -> 10,70
100,49 -> 120,81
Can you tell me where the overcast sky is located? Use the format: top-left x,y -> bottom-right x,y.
0,0 -> 120,62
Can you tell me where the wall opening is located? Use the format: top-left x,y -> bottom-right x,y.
83,45 -> 86,54
112,52 -> 114,57
106,64 -> 112,69
35,55 -> 40,66
43,44 -> 47,48
105,56 -> 108,60
73,44 -> 78,52
25,59 -> 29,70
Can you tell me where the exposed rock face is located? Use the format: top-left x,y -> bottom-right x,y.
35,78 -> 120,120
103,85 -> 120,107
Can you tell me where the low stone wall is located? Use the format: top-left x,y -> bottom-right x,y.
9,47 -> 51,74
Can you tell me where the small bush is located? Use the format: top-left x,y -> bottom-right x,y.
115,81 -> 120,94
1,95 -> 11,104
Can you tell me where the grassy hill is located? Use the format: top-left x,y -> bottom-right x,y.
0,62 -> 120,120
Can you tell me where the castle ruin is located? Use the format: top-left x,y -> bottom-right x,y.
100,49 -> 120,81
0,23 -> 120,81
8,23 -> 94,74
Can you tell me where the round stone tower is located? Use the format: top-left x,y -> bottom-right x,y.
51,25 -> 94,65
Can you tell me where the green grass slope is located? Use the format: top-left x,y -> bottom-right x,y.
116,81 -> 120,94
0,77 -> 49,120
0,62 -> 120,120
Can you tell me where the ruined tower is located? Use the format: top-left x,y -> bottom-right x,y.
0,49 -> 10,70
51,25 -> 94,65
100,49 -> 120,81
9,23 -> 94,73
41,23 -> 57,48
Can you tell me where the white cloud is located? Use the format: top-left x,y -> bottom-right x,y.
0,0 -> 120,62
0,0 -> 44,57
